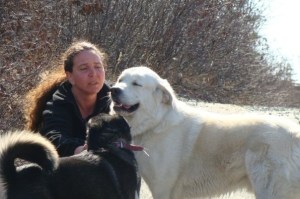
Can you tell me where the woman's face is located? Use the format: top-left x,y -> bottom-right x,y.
66,49 -> 105,96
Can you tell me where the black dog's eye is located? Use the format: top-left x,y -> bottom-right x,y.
132,81 -> 142,87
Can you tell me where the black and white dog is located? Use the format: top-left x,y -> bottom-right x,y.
0,114 -> 142,199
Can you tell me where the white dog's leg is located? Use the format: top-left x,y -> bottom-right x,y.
152,191 -> 172,199
245,138 -> 300,199
135,191 -> 139,199
149,181 -> 178,199
150,183 -> 175,199
245,145 -> 283,199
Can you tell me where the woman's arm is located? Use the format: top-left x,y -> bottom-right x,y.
41,101 -> 85,157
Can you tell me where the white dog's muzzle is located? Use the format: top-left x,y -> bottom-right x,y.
110,86 -> 140,114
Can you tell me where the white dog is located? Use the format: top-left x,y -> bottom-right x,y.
110,66 -> 300,199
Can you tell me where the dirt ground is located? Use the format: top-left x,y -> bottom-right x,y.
139,100 -> 300,199
140,179 -> 254,199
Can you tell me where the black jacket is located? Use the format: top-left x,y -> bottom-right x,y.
40,81 -> 111,157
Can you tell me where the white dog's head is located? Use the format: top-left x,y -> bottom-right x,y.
110,66 -> 176,136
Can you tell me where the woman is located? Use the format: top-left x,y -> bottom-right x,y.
24,41 -> 111,157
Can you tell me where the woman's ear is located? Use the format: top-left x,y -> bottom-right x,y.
66,71 -> 75,85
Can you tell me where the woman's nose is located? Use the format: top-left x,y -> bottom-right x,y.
88,68 -> 96,76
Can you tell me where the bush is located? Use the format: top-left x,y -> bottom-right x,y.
0,0 -> 299,131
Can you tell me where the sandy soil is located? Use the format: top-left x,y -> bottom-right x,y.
139,101 -> 300,199
140,179 -> 254,199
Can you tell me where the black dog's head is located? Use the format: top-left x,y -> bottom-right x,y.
86,113 -> 131,151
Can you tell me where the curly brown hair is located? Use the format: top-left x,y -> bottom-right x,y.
23,40 -> 107,132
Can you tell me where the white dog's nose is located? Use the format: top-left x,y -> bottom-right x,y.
110,87 -> 122,97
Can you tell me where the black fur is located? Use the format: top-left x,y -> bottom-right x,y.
0,114 -> 140,199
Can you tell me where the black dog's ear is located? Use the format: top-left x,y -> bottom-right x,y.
112,115 -> 130,130
86,114 -> 105,131
86,127 -> 97,151
86,114 -> 107,151
105,115 -> 131,142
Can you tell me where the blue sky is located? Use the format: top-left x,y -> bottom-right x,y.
258,0 -> 300,83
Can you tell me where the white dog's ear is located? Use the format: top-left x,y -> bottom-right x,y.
156,79 -> 174,105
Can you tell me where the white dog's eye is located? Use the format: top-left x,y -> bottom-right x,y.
132,81 -> 142,87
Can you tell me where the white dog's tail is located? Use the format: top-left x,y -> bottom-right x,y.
0,130 -> 59,186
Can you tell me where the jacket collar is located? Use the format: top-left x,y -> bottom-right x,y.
52,81 -> 111,120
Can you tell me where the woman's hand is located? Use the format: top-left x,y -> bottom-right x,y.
74,144 -> 87,154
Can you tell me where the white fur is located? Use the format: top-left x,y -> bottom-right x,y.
111,66 -> 300,199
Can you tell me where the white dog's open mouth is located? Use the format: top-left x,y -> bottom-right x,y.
113,101 -> 140,113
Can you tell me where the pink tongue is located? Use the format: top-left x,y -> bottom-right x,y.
127,144 -> 144,151
122,104 -> 131,109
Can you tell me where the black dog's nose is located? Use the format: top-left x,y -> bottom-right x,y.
110,87 -> 122,96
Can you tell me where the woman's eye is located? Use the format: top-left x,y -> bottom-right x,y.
79,67 -> 87,71
95,65 -> 104,70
